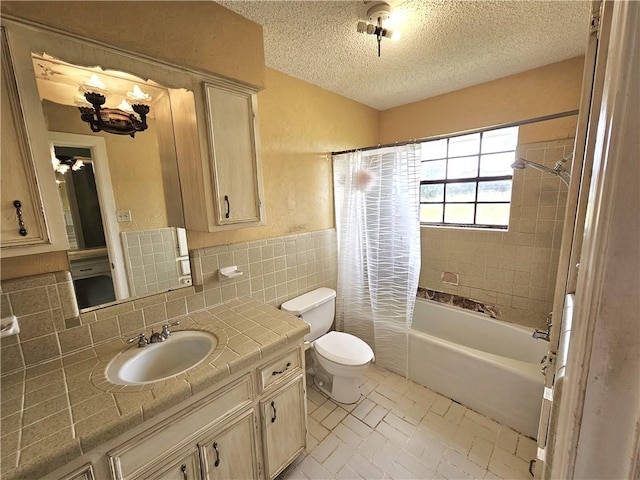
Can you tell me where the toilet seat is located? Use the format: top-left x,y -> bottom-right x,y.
313,331 -> 374,366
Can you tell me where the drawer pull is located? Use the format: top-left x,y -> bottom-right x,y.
272,362 -> 291,376
13,200 -> 27,236
271,400 -> 277,423
224,195 -> 230,219
180,464 -> 187,480
213,441 -> 220,467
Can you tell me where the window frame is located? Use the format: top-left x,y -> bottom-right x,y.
419,128 -> 517,230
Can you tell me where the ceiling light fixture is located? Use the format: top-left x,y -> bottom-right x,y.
77,75 -> 151,138
357,2 -> 401,57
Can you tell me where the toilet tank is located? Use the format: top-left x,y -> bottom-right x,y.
281,287 -> 336,342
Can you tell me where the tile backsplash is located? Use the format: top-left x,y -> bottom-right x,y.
0,229 -> 337,376
191,228 -> 338,307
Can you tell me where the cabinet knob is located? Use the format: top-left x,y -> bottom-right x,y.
180,464 -> 188,480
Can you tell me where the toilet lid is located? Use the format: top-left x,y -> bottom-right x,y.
313,331 -> 374,366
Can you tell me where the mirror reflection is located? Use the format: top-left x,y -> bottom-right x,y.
33,52 -> 192,310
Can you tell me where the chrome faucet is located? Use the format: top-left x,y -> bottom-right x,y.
127,321 -> 180,347
149,329 -> 165,344
161,321 -> 180,340
127,333 -> 149,347
533,313 -> 552,341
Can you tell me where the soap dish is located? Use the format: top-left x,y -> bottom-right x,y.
1,315 -> 20,337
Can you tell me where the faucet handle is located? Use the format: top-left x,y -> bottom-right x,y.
127,333 -> 148,347
161,321 -> 180,338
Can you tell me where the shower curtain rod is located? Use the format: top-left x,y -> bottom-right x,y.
331,109 -> 579,156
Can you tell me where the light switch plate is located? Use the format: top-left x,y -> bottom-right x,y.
116,210 -> 132,222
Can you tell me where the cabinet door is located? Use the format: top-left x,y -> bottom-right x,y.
149,449 -> 202,480
0,28 -> 67,256
204,81 -> 264,226
199,410 -> 259,480
1,29 -> 47,249
261,377 -> 306,479
58,464 -> 95,480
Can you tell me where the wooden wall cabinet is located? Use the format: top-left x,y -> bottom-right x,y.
176,80 -> 266,232
0,28 -> 68,257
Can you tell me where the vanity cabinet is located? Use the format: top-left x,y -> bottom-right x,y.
102,347 -> 306,480
260,377 -> 306,479
200,410 -> 259,480
58,465 -> 95,480
147,448 -> 202,480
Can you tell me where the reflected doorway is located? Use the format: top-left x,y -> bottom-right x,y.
55,146 -> 117,308
51,131 -> 130,309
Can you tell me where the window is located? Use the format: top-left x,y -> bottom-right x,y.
419,126 -> 518,229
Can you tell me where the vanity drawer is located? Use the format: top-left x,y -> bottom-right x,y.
258,348 -> 301,392
109,374 -> 252,480
70,256 -> 111,279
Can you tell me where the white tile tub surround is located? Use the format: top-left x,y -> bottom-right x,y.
420,138 -> 575,330
278,364 -> 535,480
191,229 -> 338,308
409,297 -> 548,438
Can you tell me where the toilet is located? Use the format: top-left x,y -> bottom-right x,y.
281,287 -> 374,404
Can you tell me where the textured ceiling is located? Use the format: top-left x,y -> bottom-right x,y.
218,0 -> 591,110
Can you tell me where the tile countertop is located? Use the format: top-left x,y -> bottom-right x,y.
0,297 -> 309,480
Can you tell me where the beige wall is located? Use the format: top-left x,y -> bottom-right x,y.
42,101 -> 168,232
1,1 -> 265,89
380,57 -> 584,144
187,67 -> 379,250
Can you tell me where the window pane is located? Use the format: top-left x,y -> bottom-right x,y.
421,160 -> 446,180
477,180 -> 512,201
444,204 -> 475,224
480,152 -> 515,176
448,156 -> 478,179
421,184 -> 444,202
481,126 -> 519,154
421,139 -> 447,160
420,204 -> 443,223
446,182 -> 476,202
476,203 -> 510,226
449,133 -> 480,157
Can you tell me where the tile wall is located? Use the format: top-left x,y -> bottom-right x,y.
120,227 -> 183,297
419,139 -> 574,329
191,228 -> 338,308
0,229 -> 338,376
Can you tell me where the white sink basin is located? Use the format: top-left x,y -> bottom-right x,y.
106,331 -> 217,385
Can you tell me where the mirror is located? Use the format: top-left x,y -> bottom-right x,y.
32,52 -> 192,310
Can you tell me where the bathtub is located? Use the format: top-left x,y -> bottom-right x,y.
408,297 -> 548,438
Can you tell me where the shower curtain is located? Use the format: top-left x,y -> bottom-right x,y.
333,145 -> 421,376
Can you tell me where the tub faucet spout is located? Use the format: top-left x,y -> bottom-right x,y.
533,313 -> 552,341
532,330 -> 550,341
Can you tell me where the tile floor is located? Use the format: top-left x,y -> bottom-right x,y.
279,364 -> 536,480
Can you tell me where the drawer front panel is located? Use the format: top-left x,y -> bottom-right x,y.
258,349 -> 301,392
